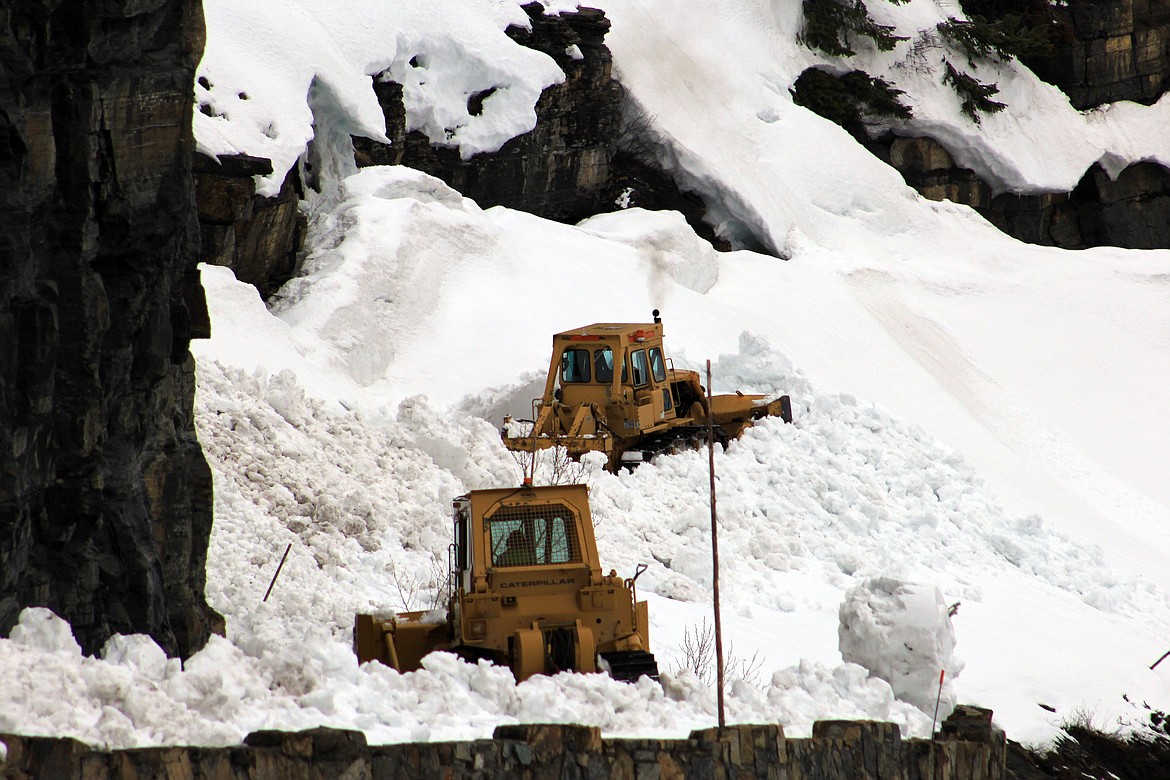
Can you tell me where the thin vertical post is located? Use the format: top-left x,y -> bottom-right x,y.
263,543 -> 293,603
707,359 -> 726,728
929,668 -> 945,779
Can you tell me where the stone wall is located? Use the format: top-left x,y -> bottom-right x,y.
0,0 -> 222,657
0,707 -> 1005,780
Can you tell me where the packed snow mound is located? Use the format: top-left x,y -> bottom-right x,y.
0,606 -> 931,749
270,167 -> 500,392
195,0 -> 564,196
839,578 -> 962,718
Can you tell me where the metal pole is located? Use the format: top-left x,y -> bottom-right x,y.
707,359 -> 726,728
263,543 -> 292,603
1151,649 -> 1170,670
929,669 -> 945,780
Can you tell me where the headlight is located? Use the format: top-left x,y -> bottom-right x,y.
468,619 -> 488,640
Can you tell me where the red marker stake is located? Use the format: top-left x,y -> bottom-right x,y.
928,669 -> 946,779
931,669 -> 946,736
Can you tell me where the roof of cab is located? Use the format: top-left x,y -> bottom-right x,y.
553,322 -> 663,340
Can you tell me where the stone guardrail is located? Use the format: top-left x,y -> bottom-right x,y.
1,704 -> 1004,779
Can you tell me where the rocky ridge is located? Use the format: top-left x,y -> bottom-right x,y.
0,0 -> 222,658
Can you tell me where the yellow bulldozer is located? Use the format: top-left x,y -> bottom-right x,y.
354,483 -> 658,682
502,311 -> 793,471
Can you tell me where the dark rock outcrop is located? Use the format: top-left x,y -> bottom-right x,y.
882,135 -> 1170,249
1036,0 -> 1170,110
0,0 -> 222,657
352,4 -> 723,245
355,4 -> 623,224
957,0 -> 1170,109
194,152 -> 307,299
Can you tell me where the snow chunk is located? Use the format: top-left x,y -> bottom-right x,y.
578,208 -> 720,294
838,578 -> 962,719
101,635 -> 171,685
10,608 -> 82,657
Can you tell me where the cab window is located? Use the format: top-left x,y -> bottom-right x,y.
649,347 -> 667,383
630,349 -> 650,387
560,349 -> 590,383
594,348 -> 615,382
593,348 -> 628,384
489,504 -> 582,566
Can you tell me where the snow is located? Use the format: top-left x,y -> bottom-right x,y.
194,0 -> 563,196
839,578 -> 962,717
4,0 -> 1170,757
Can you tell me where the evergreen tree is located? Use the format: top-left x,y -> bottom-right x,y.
800,0 -> 908,57
943,61 -> 1007,122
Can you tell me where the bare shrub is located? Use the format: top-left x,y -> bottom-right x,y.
387,552 -> 450,612
673,616 -> 764,689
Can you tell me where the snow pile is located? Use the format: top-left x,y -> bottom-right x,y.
196,0 -> 564,195
0,600 -> 930,750
839,578 -> 962,718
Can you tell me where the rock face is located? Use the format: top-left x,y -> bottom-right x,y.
1036,0 -> 1170,109
355,4 -> 623,224
883,136 -> 1170,249
194,152 -> 307,300
352,4 -> 723,244
0,712 -> 1007,779
0,0 -> 222,657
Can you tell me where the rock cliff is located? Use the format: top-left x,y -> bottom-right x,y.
881,135 -> 1170,249
0,0 -> 222,657
352,3 -> 722,246
354,4 -> 623,224
896,0 -> 1170,247
1037,0 -> 1170,109
194,152 -> 306,300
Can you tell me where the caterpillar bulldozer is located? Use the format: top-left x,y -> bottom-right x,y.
354,483 -> 658,683
502,311 -> 793,471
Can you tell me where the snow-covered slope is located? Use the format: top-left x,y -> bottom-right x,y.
3,0 -> 1169,752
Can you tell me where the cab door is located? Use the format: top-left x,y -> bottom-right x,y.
629,346 -> 675,429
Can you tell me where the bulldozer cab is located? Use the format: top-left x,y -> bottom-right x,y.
545,323 -> 687,436
455,485 -> 601,595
